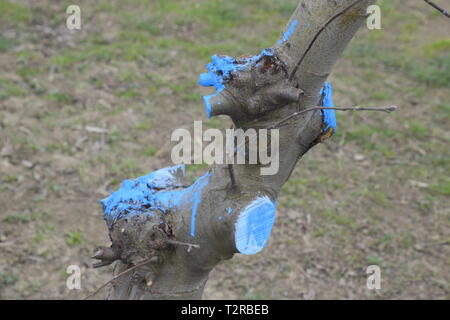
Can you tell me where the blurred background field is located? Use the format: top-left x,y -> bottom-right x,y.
0,0 -> 448,299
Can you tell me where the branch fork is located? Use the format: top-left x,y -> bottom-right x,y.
92,0 -> 381,300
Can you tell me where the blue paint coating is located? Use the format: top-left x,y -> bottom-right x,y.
190,197 -> 201,237
187,172 -> 211,237
101,164 -> 185,227
277,19 -> 298,45
227,207 -> 232,214
203,95 -> 214,118
320,82 -> 336,132
198,49 -> 275,118
235,196 -> 277,255
101,164 -> 211,233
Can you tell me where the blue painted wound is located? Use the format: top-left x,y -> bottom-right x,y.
277,19 -> 298,45
190,197 -> 201,237
235,196 -> 277,255
227,207 -> 232,214
198,49 -> 275,118
203,95 -> 214,118
101,164 -> 211,233
320,82 -> 336,132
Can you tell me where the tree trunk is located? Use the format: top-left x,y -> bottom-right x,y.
94,0 -> 376,300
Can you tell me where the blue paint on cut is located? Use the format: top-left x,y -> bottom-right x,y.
101,164 -> 211,232
203,95 -> 214,118
101,164 -> 185,227
234,196 -> 277,255
136,164 -> 185,189
320,82 -> 336,132
198,54 -> 242,117
227,207 -> 232,214
305,23 -> 311,28
198,49 -> 275,118
277,19 -> 298,45
190,198 -> 201,237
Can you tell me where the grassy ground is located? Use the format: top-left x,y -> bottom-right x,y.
0,0 -> 448,299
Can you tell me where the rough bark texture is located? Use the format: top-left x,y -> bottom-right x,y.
94,0 -> 376,300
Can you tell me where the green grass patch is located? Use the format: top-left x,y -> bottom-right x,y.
423,39 -> 450,59
430,178 -> 450,196
408,121 -> 429,140
65,230 -> 85,247
133,18 -> 162,36
134,121 -> 152,131
3,211 -> 47,224
0,1 -> 29,24
116,88 -> 140,99
0,79 -> 27,100
371,90 -> 391,101
50,44 -> 116,67
0,268 -> 18,286
45,91 -> 72,104
346,40 -> 450,87
141,147 -> 158,157
366,255 -> 382,265
322,209 -> 357,229
33,231 -> 46,245
0,37 -> 15,51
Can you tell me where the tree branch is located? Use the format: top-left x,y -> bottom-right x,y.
95,0 -> 378,300
272,105 -> 397,129
288,0 -> 367,81
85,256 -> 158,300
424,0 -> 450,18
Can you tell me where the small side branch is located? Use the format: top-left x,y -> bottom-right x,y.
272,105 -> 397,129
424,0 -> 450,18
165,240 -> 200,253
235,105 -> 397,158
91,246 -> 119,268
84,256 -> 158,300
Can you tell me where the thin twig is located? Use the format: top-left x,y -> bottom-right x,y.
84,256 -> 158,300
165,239 -> 200,253
271,105 -> 397,129
289,0 -> 366,81
424,0 -> 450,18
232,105 -> 397,155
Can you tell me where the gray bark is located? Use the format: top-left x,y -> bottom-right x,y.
94,0 -> 376,300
